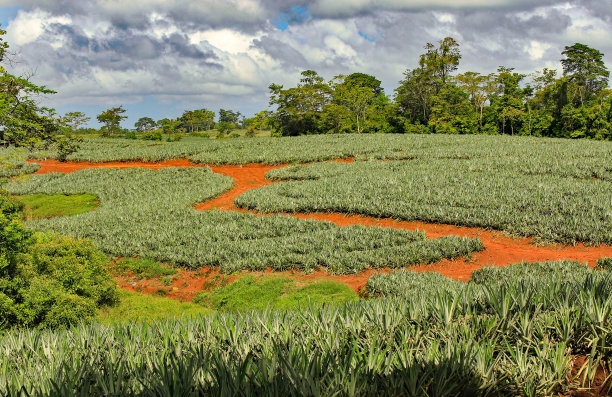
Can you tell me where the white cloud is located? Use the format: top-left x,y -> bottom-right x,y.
5,9 -> 71,45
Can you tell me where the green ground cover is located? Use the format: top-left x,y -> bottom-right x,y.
7,167 -> 482,274
236,154 -> 612,245
193,275 -> 358,311
2,261 -> 611,396
97,289 -> 210,323
15,193 -> 98,220
112,257 -> 178,279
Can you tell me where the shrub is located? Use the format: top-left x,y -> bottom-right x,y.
1,194 -> 118,330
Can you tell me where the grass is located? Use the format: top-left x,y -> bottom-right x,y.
113,257 -> 178,279
14,193 -> 98,220
97,289 -> 210,323
193,275 -> 358,311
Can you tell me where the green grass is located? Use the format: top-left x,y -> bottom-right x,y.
113,257 -> 178,279
194,275 -> 358,311
97,289 -> 210,323
14,193 -> 98,220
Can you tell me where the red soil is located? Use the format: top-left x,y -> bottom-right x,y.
28,158 -> 612,293
30,158 -> 208,174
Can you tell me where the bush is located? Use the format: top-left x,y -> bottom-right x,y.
1,192 -> 117,329
1,233 -> 118,329
143,131 -> 163,141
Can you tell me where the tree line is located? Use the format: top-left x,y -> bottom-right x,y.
267,38 -> 611,140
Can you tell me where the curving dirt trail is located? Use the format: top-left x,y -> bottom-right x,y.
29,159 -> 612,293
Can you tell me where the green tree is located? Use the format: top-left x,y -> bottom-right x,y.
395,37 -> 461,130
429,84 -> 478,134
329,74 -> 390,133
420,37 -> 461,86
268,70 -> 332,136
97,106 -> 127,137
134,117 -> 156,133
0,26 -> 80,162
561,43 -> 609,106
62,112 -> 90,133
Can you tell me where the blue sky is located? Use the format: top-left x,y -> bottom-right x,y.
1,1 -> 611,128
0,6 -> 20,28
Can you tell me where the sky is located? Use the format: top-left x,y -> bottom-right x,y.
0,0 -> 611,128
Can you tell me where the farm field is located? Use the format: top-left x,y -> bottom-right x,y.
2,261 -> 612,395
2,134 -> 612,395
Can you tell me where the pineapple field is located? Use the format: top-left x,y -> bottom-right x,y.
1,133 -> 612,395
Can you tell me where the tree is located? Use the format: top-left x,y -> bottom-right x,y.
561,43 -> 609,106
492,67 -> 526,135
454,72 -> 496,129
395,37 -> 461,130
179,109 -> 215,132
429,84 -> 478,134
62,112 -> 90,133
218,109 -> 242,124
268,70 -> 332,136
0,25 -> 80,160
97,106 -> 127,137
419,37 -> 461,85
329,74 -> 390,133
134,117 -> 156,133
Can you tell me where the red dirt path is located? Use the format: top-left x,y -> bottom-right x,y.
29,159 -> 612,294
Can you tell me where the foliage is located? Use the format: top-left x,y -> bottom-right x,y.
2,260 -> 612,395
194,275 -> 357,311
237,138 -> 612,245
96,106 -> 127,137
0,28 -> 80,159
0,231 -> 118,329
113,258 -> 177,279
134,117 -> 156,133
561,43 -> 609,106
97,289 -> 210,324
14,193 -> 97,220
62,112 -> 90,133
7,166 -> 482,274
596,257 -> 612,271
0,148 -> 39,177
269,70 -> 395,136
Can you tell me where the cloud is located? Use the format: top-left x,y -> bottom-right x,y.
1,0 -> 610,127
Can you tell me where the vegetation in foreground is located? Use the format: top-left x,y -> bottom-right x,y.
1,261 -> 611,396
0,191 -> 117,329
7,167 -> 483,274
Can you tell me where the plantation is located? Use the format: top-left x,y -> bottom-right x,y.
6,167 -> 483,274
1,261 -> 610,395
236,148 -> 612,245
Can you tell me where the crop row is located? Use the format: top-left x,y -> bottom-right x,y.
26,134 -> 612,172
0,148 -> 40,178
235,157 -> 612,245
7,167 -> 483,274
1,261 -> 610,396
